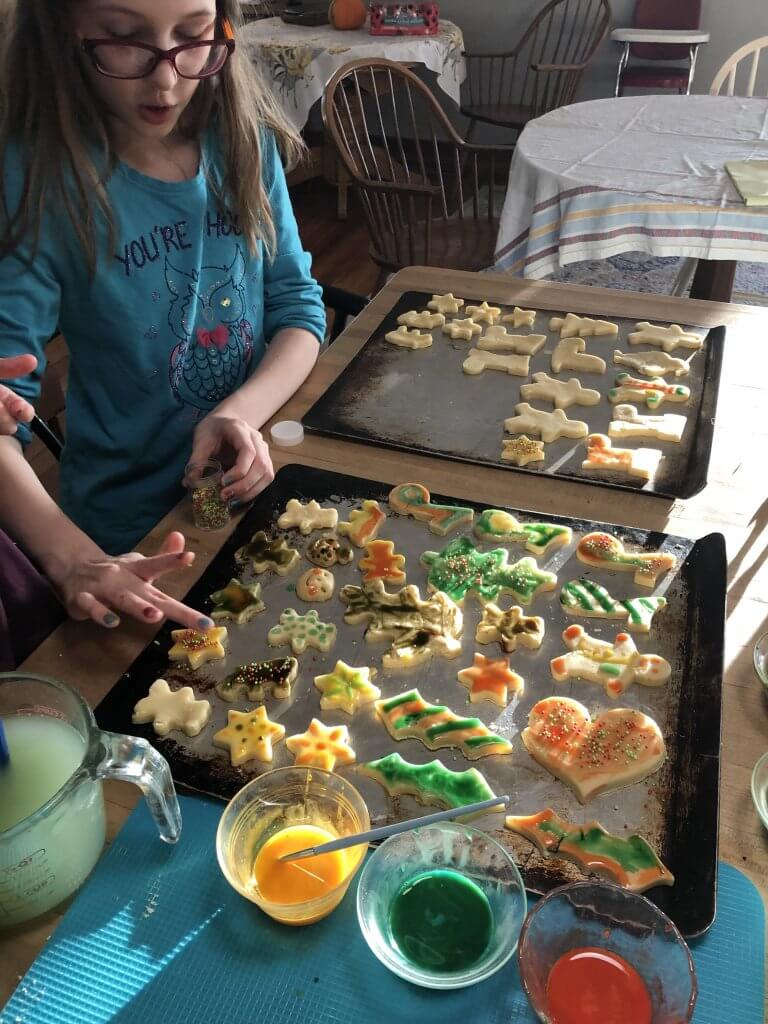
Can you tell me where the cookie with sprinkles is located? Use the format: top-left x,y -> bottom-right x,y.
576,531 -> 676,587
168,626 -> 228,670
420,537 -> 557,606
215,657 -> 299,702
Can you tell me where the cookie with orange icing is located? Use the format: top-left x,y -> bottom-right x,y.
457,653 -> 524,706
576,531 -> 676,587
358,539 -> 406,585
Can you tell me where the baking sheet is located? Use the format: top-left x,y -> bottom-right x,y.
95,465 -> 725,935
301,291 -> 725,500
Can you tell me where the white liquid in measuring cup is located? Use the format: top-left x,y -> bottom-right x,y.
0,716 -> 106,927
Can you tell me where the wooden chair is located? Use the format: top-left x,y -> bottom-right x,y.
612,0 -> 706,96
710,35 -> 768,97
322,58 -> 514,286
460,0 -> 610,142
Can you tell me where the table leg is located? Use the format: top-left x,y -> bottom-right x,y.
689,259 -> 736,303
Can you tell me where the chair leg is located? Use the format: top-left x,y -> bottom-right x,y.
689,259 -> 736,303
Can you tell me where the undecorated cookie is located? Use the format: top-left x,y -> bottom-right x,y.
277,498 -> 338,534
608,404 -> 687,443
385,325 -> 432,349
442,317 -> 482,341
397,309 -> 445,329
478,326 -> 546,355
551,337 -> 606,375
132,679 -> 211,737
549,313 -> 618,338
628,321 -> 703,352
520,372 -> 600,410
463,349 -> 531,376
614,349 -> 694,378
504,403 -> 588,443
427,292 -> 464,315
501,306 -> 536,328
464,301 -> 501,325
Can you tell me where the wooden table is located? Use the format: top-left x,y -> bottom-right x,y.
3,267 -> 768,1007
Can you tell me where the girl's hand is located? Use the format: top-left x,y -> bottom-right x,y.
0,354 -> 37,435
56,531 -> 213,631
188,411 -> 274,508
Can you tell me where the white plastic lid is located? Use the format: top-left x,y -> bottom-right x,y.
270,420 -> 304,447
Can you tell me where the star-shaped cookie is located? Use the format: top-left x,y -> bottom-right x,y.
427,292 -> 464,315
210,578 -> 265,624
465,301 -> 501,325
213,706 -> 286,766
314,660 -> 380,715
168,626 -> 228,670
457,653 -> 524,706
442,318 -> 482,341
285,719 -> 356,771
501,435 -> 545,466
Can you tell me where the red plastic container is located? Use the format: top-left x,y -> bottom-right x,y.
369,3 -> 439,35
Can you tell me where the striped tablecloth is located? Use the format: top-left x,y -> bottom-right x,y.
493,94 -> 768,277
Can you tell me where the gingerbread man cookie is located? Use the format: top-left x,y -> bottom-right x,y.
609,404 -> 687,443
477,326 -> 546,355
464,301 -> 501,325
216,657 -> 299,702
608,373 -> 690,409
457,652 -> 524,706
628,321 -> 703,352
576,531 -> 676,587
550,624 -> 671,697
132,679 -> 211,737
338,499 -> 386,547
385,325 -> 432,349
427,292 -> 464,315
286,719 -> 356,771
501,436 -> 546,466
475,602 -> 545,652
462,349 -> 531,377
213,706 -> 285,766
358,539 -> 407,585
296,566 -> 335,602
549,313 -> 618,338
442,318 -> 482,341
582,433 -> 662,481
551,337 -> 606,375
314,660 -> 380,715
614,349 -> 693,379
520,372 -> 601,410
277,498 -> 338,535
267,608 -> 337,654
236,531 -> 300,575
397,309 -> 445,329
168,626 -> 228,670
504,404 -> 588,443
501,306 -> 536,328
210,579 -> 265,625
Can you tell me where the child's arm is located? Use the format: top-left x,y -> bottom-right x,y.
0,353 -> 37,433
187,130 -> 325,506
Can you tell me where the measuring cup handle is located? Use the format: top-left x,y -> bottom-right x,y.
95,731 -> 182,844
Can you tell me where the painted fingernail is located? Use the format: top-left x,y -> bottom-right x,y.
222,476 -> 233,487
144,607 -> 160,620
228,498 -> 242,510
103,613 -> 119,626
198,616 -> 214,630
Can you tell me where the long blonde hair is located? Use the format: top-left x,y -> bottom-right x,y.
0,0 -> 304,271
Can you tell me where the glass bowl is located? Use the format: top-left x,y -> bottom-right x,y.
751,750 -> 768,830
356,821 -> 527,989
216,766 -> 369,925
517,881 -> 697,1023
753,631 -> 768,690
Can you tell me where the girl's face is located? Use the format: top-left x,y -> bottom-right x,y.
72,0 -> 219,139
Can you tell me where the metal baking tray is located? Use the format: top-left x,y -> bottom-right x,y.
96,465 -> 725,935
302,290 -> 725,500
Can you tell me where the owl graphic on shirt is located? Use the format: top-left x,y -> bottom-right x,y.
165,245 -> 253,411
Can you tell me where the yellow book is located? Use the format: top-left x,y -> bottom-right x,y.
725,160 -> 768,206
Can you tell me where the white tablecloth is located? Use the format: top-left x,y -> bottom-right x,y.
494,94 -> 768,276
241,17 -> 465,132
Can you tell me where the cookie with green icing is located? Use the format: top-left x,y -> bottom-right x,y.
420,537 -> 557,606
236,531 -> 299,575
505,809 -> 674,893
210,578 -> 265,624
216,657 -> 299,701
314,660 -> 380,714
267,608 -> 337,654
375,689 -> 513,760
360,752 -> 502,814
474,509 -> 572,556
559,578 -> 667,633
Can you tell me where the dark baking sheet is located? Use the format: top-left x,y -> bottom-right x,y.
302,290 -> 725,500
96,465 -> 725,935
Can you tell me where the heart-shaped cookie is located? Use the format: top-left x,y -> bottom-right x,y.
522,696 -> 666,803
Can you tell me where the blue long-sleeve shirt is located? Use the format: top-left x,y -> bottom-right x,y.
0,130 -> 325,554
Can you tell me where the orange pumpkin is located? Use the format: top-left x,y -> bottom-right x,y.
329,0 -> 367,30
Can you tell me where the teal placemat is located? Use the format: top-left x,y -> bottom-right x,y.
2,795 -> 764,1023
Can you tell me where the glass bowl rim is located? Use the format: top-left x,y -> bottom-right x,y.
516,879 -> 698,1018
355,820 -> 527,989
753,631 -> 768,688
750,750 -> 768,831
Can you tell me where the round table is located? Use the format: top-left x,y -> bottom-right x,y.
241,17 -> 465,132
493,94 -> 768,301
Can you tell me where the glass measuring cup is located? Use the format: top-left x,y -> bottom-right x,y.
0,672 -> 181,929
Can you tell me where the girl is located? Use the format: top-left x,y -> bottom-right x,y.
0,0 -> 326,632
